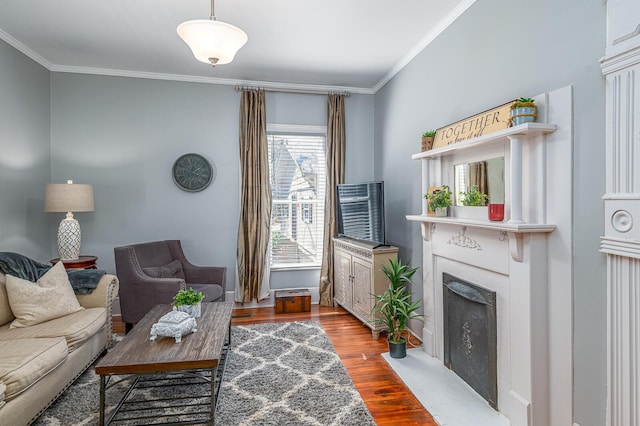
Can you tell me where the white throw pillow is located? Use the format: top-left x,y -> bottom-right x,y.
6,262 -> 84,328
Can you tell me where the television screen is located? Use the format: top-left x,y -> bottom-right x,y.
336,181 -> 385,245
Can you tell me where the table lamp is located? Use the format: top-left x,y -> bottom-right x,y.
44,180 -> 94,260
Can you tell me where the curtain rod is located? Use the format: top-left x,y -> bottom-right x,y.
235,85 -> 350,97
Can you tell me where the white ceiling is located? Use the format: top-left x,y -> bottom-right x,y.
0,0 -> 473,94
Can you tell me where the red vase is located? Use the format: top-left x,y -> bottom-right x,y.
488,204 -> 504,221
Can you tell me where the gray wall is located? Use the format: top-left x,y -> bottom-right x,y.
374,0 -> 606,424
0,3 -> 610,421
50,73 -> 374,292
0,40 -> 51,259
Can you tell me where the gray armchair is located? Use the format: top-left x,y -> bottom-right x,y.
114,240 -> 226,332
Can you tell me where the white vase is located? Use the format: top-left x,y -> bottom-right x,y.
435,207 -> 448,217
176,302 -> 201,318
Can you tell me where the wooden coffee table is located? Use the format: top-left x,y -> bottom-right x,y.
95,301 -> 234,425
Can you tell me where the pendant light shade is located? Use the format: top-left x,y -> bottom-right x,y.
177,0 -> 247,67
177,20 -> 247,66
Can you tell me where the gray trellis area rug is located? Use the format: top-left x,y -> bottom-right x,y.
33,321 -> 376,426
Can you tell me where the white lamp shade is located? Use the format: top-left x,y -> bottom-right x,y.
44,183 -> 94,213
177,19 -> 248,65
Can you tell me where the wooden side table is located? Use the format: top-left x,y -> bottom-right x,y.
50,255 -> 98,270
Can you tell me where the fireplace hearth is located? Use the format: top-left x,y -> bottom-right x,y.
443,273 -> 497,409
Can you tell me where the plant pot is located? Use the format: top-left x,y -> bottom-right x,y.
388,338 -> 407,359
421,136 -> 434,152
488,203 -> 505,221
176,302 -> 201,318
435,207 -> 448,217
511,106 -> 537,126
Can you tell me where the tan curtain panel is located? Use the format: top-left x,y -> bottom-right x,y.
236,89 -> 272,303
319,94 -> 346,306
469,161 -> 488,195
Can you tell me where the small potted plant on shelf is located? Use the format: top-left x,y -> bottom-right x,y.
172,288 -> 204,318
372,259 -> 423,359
459,185 -> 490,206
421,130 -> 436,152
510,97 -> 537,126
424,185 -> 453,216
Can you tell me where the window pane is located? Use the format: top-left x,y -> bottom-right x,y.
268,133 -> 326,267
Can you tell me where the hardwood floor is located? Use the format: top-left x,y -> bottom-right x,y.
113,305 -> 436,425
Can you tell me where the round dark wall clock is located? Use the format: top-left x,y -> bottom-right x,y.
172,153 -> 215,192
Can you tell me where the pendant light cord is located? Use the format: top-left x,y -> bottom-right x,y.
210,0 -> 216,21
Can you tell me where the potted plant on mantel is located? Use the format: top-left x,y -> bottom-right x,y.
372,259 -> 423,359
173,288 -> 204,318
510,97 -> 537,126
424,185 -> 453,216
459,185 -> 490,206
421,130 -> 436,152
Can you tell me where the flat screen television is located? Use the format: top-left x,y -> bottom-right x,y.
336,181 -> 386,246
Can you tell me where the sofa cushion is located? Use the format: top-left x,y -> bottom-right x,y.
0,273 -> 14,327
6,262 -> 83,328
143,260 -> 186,280
0,337 -> 68,401
0,307 -> 106,352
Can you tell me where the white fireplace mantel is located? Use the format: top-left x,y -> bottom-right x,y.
405,215 -> 556,262
405,87 -> 574,426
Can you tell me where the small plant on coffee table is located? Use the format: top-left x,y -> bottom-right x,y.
173,288 -> 205,318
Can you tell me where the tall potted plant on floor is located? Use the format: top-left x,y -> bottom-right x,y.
372,259 -> 423,358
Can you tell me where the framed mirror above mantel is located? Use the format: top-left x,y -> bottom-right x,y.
411,121 -> 557,227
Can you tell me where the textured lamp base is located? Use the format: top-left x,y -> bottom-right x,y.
57,217 -> 81,260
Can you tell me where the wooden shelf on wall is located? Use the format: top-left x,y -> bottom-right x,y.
412,122 -> 557,160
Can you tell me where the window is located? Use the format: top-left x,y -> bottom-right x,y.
267,125 -> 326,268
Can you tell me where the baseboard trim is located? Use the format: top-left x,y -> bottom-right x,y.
226,287 -> 320,309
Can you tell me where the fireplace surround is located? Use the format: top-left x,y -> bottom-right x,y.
406,87 -> 573,425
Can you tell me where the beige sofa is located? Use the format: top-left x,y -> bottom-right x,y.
0,271 -> 119,426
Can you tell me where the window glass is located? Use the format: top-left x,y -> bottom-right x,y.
267,132 -> 326,268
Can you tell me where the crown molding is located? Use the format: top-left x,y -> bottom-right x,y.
371,0 -> 477,93
1,1 -> 475,96
0,28 -> 53,69
49,64 -> 375,95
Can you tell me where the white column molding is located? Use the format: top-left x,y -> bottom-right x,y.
606,255 -> 640,426
421,158 -> 430,215
508,135 -> 524,224
602,2 -> 640,425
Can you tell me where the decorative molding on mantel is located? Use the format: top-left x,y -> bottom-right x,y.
446,226 -> 483,251
406,215 -> 556,262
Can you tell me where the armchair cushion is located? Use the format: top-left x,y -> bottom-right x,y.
143,260 -> 185,280
190,283 -> 224,303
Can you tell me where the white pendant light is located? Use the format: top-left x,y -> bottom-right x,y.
177,0 -> 247,67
